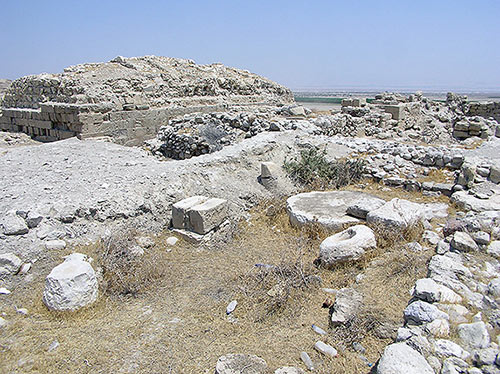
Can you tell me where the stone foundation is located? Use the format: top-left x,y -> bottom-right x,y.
0,102 -> 262,146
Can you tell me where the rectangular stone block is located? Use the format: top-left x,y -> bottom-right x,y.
32,120 -> 53,129
187,198 -> 228,235
171,196 -> 208,229
384,105 -> 405,120
341,98 -> 366,107
454,121 -> 469,131
453,130 -> 469,138
58,130 -> 76,139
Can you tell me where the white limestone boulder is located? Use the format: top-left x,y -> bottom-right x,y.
412,278 -> 462,304
404,300 -> 449,325
172,196 -> 208,229
42,253 -> 98,311
457,321 -> 490,349
451,231 -> 479,252
1,211 -> 29,236
330,287 -> 363,326
187,198 -> 228,235
318,225 -> 376,267
451,190 -> 500,212
286,191 -> 371,230
377,342 -> 434,374
487,241 -> 500,258
0,252 -> 23,276
366,198 -> 425,230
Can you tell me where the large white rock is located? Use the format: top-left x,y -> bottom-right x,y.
330,287 -> 363,325
412,278 -> 462,304
286,191 -> 369,230
457,321 -> 490,349
171,196 -> 208,229
346,196 -> 386,219
487,241 -> 500,258
450,231 -> 479,252
318,225 -> 376,267
451,190 -> 500,212
426,318 -> 450,337
187,198 -> 228,235
42,253 -> 98,311
404,300 -> 449,325
0,252 -> 23,276
215,354 -> 267,374
366,198 -> 425,230
434,339 -> 470,360
377,342 -> 434,374
1,211 -> 29,235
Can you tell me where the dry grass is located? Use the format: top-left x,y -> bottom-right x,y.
344,178 -> 451,205
0,193 -> 435,374
416,168 -> 455,183
97,229 -> 168,297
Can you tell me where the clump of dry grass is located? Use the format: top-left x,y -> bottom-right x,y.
243,248 -> 322,320
370,221 -> 424,250
97,229 -> 168,296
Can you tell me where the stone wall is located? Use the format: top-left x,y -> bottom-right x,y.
468,102 -> 500,123
0,56 -> 294,145
0,101 -> 246,145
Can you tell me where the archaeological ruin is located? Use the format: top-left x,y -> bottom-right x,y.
0,56 -> 293,145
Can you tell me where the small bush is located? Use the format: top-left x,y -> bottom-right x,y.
283,147 -> 365,189
243,248 -> 321,320
98,230 -> 167,297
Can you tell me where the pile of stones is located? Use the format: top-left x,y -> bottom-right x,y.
314,92 -> 499,145
146,111 -> 293,159
381,209 -> 500,374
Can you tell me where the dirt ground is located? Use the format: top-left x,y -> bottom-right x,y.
0,185 -> 443,374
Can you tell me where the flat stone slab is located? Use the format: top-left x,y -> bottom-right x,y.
287,191 -> 378,230
451,190 -> 500,212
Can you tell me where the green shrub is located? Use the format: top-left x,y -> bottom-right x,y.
283,147 -> 365,189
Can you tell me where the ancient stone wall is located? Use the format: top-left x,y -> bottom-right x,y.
468,102 -> 500,123
0,102 -> 242,145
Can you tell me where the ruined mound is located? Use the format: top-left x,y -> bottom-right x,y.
0,56 -> 293,145
2,56 -> 293,110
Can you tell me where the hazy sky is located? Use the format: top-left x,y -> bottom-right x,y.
1,0 -> 499,91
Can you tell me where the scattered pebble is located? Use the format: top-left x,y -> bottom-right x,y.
48,340 -> 59,352
166,236 -> 178,246
226,300 -> 237,315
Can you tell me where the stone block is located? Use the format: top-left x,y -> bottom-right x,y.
171,196 -> 208,229
454,121 -> 469,131
384,105 -> 405,120
453,130 -> 469,139
261,162 -> 278,178
187,198 -> 228,234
